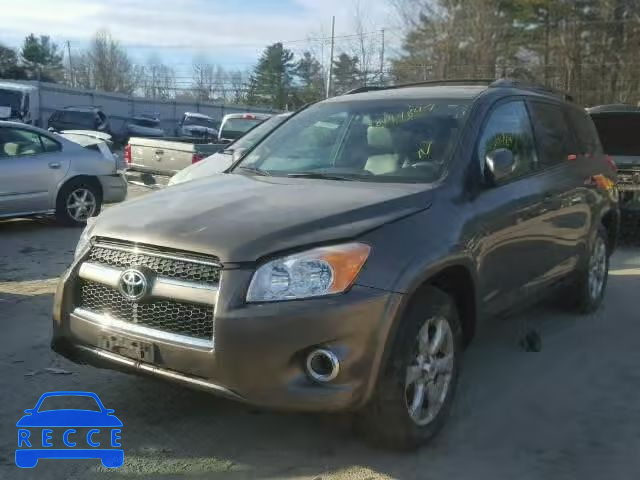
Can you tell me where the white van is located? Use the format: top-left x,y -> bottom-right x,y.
0,82 -> 39,126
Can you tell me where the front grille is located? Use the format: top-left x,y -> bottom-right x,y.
79,281 -> 214,340
617,168 -> 640,185
88,244 -> 220,285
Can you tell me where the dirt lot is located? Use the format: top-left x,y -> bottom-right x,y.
1,186 -> 640,479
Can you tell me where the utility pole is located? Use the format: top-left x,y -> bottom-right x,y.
326,16 -> 335,99
380,29 -> 385,85
66,40 -> 74,86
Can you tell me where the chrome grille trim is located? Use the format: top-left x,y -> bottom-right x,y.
72,307 -> 214,349
93,241 -> 222,268
78,262 -> 218,306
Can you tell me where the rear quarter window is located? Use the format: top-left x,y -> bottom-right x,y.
567,108 -> 602,155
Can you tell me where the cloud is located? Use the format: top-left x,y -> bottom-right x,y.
1,0 -> 396,47
0,0 -> 400,72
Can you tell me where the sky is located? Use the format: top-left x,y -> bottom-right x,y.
0,0 -> 402,82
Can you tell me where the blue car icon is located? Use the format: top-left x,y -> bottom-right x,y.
16,391 -> 123,468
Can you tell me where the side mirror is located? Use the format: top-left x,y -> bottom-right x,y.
47,127 -> 55,132
485,148 -> 516,184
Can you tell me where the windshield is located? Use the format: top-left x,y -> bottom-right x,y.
236,99 -> 471,183
232,115 -> 290,150
221,117 -> 265,139
184,116 -> 217,128
591,113 -> 640,156
0,89 -> 23,117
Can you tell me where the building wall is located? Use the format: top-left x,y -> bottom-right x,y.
1,80 -> 276,134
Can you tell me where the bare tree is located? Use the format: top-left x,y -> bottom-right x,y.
87,29 -> 140,93
141,54 -> 176,100
228,70 -> 247,104
350,0 -> 382,86
192,56 -> 215,101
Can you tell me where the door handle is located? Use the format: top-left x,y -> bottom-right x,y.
48,162 -> 61,169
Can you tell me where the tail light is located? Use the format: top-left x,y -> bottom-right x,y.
124,144 -> 132,164
242,114 -> 256,119
605,154 -> 617,172
192,153 -> 205,164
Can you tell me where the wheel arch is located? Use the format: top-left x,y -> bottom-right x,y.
364,259 -> 478,404
55,175 -> 104,205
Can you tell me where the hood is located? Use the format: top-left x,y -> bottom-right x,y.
16,410 -> 123,427
168,152 -> 233,185
93,174 -> 433,262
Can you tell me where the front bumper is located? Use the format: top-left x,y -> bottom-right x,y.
97,174 -> 127,204
52,263 -> 402,412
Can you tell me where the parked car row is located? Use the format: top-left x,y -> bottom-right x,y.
51,79 -> 620,450
44,106 -> 272,144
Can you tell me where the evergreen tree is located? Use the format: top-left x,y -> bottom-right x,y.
248,43 -> 295,109
0,44 -> 27,79
20,34 -> 63,81
332,53 -> 360,95
295,51 -> 324,103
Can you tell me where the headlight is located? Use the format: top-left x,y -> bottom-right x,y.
74,218 -> 96,259
246,243 -> 371,302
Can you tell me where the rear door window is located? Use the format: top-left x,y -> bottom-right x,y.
40,135 -> 61,152
590,113 -> 640,156
528,101 -> 576,168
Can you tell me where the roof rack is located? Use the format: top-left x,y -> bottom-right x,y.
343,77 -> 574,102
344,79 -> 495,95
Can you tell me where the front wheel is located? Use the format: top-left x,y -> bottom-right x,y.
56,181 -> 101,226
357,286 -> 462,450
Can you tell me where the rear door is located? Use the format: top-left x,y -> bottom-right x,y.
526,100 -> 592,278
0,127 -> 69,215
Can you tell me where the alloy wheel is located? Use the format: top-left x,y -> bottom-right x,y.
404,315 -> 455,426
66,188 -> 96,222
588,236 -> 607,301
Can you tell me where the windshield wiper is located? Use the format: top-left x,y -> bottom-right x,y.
286,172 -> 356,181
236,166 -> 270,176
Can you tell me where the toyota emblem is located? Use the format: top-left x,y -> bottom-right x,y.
118,269 -> 148,301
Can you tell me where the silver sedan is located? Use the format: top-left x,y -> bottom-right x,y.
0,121 -> 127,226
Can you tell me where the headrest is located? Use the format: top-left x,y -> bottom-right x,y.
367,126 -> 393,150
3,142 -> 18,156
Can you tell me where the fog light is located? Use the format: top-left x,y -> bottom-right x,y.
305,349 -> 340,383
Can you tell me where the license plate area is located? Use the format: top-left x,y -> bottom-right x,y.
99,334 -> 155,363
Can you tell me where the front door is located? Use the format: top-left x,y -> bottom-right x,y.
472,99 -> 558,315
0,127 -> 68,216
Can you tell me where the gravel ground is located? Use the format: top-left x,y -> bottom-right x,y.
1,185 -> 639,479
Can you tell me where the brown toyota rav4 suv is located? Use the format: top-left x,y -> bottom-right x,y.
52,80 -> 619,448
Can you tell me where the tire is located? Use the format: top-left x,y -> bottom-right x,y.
568,225 -> 610,314
55,180 -> 102,227
357,286 -> 463,450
